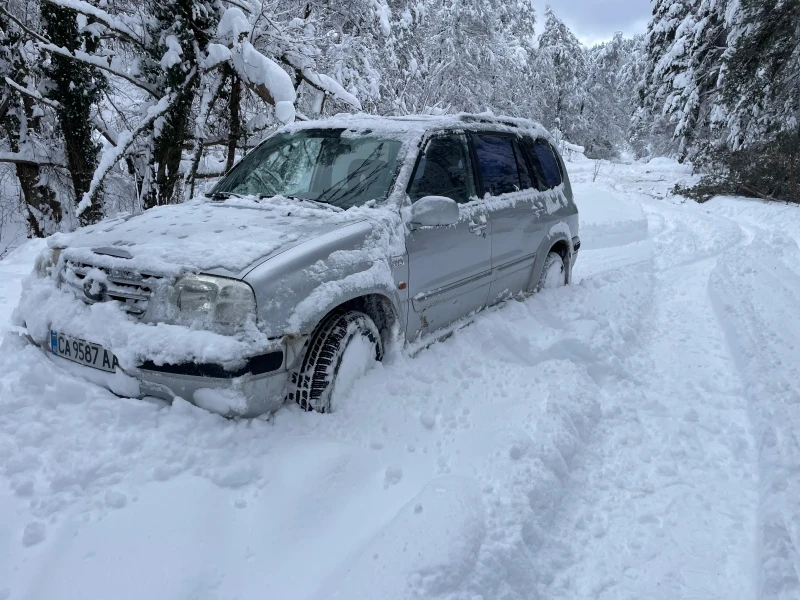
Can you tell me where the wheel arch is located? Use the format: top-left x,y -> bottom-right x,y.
291,288 -> 403,354
529,229 -> 575,291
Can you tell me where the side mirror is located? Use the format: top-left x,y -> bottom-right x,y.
410,196 -> 459,227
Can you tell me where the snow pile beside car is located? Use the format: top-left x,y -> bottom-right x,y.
572,182 -> 648,250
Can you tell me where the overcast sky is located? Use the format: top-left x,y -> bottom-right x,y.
532,0 -> 652,46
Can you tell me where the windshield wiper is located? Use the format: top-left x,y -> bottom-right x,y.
262,194 -> 343,212
210,191 -> 246,200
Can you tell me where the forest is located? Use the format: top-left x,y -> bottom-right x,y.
0,0 -> 797,253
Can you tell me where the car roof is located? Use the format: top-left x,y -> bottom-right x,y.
278,112 -> 555,146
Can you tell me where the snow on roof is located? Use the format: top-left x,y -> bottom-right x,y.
280,112 -> 554,143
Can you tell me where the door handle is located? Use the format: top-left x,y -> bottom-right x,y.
469,221 -> 487,236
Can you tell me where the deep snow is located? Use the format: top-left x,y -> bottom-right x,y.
2,157 -> 799,600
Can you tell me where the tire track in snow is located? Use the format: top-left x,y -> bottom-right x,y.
535,193 -> 760,600
709,224 -> 800,600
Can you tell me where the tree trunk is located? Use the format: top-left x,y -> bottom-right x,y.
144,82 -> 197,208
15,162 -> 61,238
1,31 -> 61,237
41,3 -> 106,226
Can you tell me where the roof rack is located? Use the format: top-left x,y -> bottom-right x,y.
457,114 -> 526,129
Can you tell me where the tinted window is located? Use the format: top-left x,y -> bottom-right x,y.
472,134 -> 521,196
520,137 -> 547,191
532,140 -> 562,188
511,138 -> 534,190
408,135 -> 476,204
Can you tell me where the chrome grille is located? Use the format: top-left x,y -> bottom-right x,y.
62,260 -> 162,316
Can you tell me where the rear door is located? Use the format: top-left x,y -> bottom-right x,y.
470,132 -> 542,303
405,133 -> 492,340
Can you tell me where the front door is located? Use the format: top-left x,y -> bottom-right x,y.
404,133 -> 492,341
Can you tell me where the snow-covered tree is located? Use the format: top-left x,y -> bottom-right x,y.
535,7 -> 588,141
723,0 -> 799,151
583,33 -> 646,157
0,3 -> 62,237
0,0 -> 656,241
633,0 -> 695,156
40,0 -> 106,224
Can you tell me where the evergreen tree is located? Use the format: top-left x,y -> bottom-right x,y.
536,7 -> 588,141
633,0 -> 694,156
723,0 -> 800,150
660,0 -> 728,158
720,0 -> 800,201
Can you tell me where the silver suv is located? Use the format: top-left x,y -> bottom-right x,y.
17,114 -> 579,417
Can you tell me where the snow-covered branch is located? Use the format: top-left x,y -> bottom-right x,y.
38,43 -> 158,95
4,77 -> 62,110
0,152 -> 67,168
77,87 -> 185,215
39,0 -> 143,47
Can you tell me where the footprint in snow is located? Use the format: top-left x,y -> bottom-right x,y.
22,521 -> 46,547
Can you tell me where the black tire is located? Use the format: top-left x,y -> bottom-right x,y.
291,310 -> 383,413
537,251 -> 567,290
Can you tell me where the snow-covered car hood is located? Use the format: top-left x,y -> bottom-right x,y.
48,197 -> 374,276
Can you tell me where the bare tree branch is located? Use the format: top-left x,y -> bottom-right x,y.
0,95 -> 10,124
0,5 -> 157,95
78,68 -> 198,215
0,152 -> 67,168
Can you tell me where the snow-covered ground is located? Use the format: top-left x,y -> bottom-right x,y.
2,157 -> 799,600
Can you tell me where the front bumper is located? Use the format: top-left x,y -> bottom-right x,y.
138,364 -> 290,417
35,334 -> 306,418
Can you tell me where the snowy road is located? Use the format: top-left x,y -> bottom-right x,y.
2,159 -> 800,600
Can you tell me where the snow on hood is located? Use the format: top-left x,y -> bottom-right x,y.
48,197 -> 376,277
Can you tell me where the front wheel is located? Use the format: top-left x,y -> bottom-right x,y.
538,251 -> 567,290
292,310 -> 383,413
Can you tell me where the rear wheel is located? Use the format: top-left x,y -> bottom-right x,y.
538,251 -> 567,290
292,310 -> 383,413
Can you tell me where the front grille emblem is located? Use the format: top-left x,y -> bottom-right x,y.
83,278 -> 107,302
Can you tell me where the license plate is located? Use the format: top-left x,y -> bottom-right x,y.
50,330 -> 119,372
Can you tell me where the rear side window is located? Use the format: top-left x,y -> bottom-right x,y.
521,137 -> 548,191
472,133 -> 522,196
531,140 -> 562,188
511,138 -> 534,190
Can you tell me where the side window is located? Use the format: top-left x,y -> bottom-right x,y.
511,138 -> 534,190
472,133 -> 522,196
521,137 -> 547,191
407,135 -> 476,204
532,140 -> 563,189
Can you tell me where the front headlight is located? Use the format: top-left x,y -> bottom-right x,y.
169,274 -> 256,327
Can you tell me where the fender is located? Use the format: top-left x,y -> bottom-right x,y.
527,225 -> 575,292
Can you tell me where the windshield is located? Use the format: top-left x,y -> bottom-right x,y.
211,130 -> 403,209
